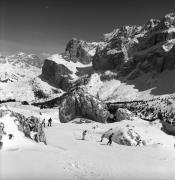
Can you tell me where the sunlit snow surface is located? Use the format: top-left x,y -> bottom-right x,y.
1,104 -> 175,180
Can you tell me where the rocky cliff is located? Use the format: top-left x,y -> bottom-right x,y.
92,13 -> 175,78
41,13 -> 175,123
65,38 -> 98,64
42,13 -> 175,91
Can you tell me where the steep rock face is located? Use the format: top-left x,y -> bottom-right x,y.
59,90 -> 110,123
138,14 -> 175,50
92,13 -> 175,77
65,38 -> 98,64
93,25 -> 144,71
41,55 -> 94,91
163,44 -> 175,70
42,59 -> 72,91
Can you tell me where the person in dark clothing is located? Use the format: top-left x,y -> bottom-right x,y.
100,134 -> 105,142
34,133 -> 38,142
48,118 -> 52,127
42,119 -> 45,127
0,141 -> 3,150
107,133 -> 114,145
8,134 -> 14,140
82,130 -> 87,140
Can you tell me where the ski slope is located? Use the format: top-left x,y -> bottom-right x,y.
1,120 -> 175,180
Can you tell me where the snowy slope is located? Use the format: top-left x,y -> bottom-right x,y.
1,119 -> 175,180
0,52 -> 42,83
81,69 -> 175,102
0,77 -> 64,102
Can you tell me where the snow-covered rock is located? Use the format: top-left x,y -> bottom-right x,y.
103,120 -> 175,148
59,90 -> 110,123
0,52 -> 43,83
115,108 -> 134,121
0,105 -> 46,151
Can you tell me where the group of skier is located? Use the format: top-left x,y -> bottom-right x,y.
41,118 -> 52,127
82,130 -> 114,145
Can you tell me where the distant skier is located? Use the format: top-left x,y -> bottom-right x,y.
8,134 -> 14,140
0,122 -> 5,131
0,141 -> 3,150
107,133 -> 114,145
48,118 -> 52,127
34,133 -> 38,142
42,119 -> 46,127
82,130 -> 87,140
100,134 -> 105,142
136,139 -> 142,146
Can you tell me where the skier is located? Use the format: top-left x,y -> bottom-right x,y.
8,134 -> 14,140
0,123 -> 5,150
136,139 -> 142,146
0,122 -> 5,131
42,119 -> 45,127
107,133 -> 114,145
82,130 -> 87,140
48,118 -> 52,127
100,134 -> 105,142
0,141 -> 3,150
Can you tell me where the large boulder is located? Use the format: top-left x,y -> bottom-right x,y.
59,90 -> 110,123
105,127 -> 145,146
115,108 -> 134,121
103,120 -> 174,147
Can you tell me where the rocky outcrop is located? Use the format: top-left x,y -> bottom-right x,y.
93,25 -> 142,71
59,90 -> 110,123
103,120 -> 173,147
41,56 -> 94,91
115,108 -> 134,121
92,13 -> 175,78
42,59 -> 72,91
65,38 -> 98,64
162,121 -> 175,135
104,126 -> 145,146
0,105 -> 47,144
163,44 -> 175,70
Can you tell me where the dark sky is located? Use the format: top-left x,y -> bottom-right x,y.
0,0 -> 175,57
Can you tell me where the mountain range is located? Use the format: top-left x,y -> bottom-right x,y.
1,13 -> 175,122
